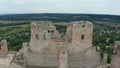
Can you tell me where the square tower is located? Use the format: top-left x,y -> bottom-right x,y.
67,21 -> 93,53
31,21 -> 56,41
30,21 -> 59,54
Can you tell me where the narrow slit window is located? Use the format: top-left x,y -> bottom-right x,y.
81,35 -> 85,40
48,30 -> 50,33
82,25 -> 85,28
62,52 -> 65,54
36,34 -> 39,39
51,30 -> 54,33
117,45 -> 120,50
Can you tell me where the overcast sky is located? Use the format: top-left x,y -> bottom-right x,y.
0,0 -> 120,15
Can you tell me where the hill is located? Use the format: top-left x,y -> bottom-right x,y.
0,13 -> 120,23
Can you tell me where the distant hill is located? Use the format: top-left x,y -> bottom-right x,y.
0,13 -> 120,23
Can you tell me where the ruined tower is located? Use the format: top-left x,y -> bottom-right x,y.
22,21 -> 102,68
30,21 -> 59,54
110,41 -> 120,68
66,21 -> 93,53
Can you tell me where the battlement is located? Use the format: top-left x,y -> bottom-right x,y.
31,21 -> 55,30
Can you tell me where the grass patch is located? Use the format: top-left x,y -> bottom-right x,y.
54,22 -> 69,26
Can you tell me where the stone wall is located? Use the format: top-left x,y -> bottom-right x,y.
30,21 -> 59,54
110,41 -> 120,68
68,47 -> 101,68
23,43 -> 102,68
70,21 -> 93,53
23,43 -> 58,67
110,54 -> 120,68
22,21 -> 104,68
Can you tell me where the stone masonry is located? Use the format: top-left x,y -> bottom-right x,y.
22,21 -> 105,68
110,41 -> 120,68
0,39 -> 8,56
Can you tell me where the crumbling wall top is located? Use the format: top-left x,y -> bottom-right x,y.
114,41 -> 120,51
70,21 -> 93,24
0,39 -> 8,55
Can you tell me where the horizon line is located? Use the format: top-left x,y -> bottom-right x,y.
0,13 -> 120,16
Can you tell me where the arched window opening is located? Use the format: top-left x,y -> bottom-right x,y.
82,25 -> 85,28
81,35 -> 85,40
36,34 -> 39,39
48,30 -> 50,33
62,52 -> 65,54
51,30 -> 54,33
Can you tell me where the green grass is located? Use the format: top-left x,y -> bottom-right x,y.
0,24 -> 30,35
54,22 -> 69,26
0,26 -> 9,30
0,20 -> 33,24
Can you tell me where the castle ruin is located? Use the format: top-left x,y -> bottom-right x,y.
0,21 -> 119,68
22,21 -> 104,68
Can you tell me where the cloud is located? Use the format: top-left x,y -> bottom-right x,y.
0,0 -> 120,15
0,0 -> 6,2
11,0 -> 28,5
